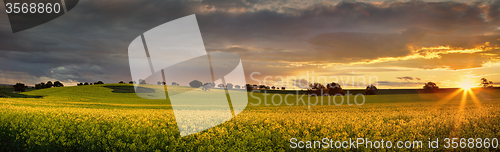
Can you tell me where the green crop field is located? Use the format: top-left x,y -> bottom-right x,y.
0,84 -> 499,151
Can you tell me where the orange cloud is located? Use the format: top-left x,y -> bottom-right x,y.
347,42 -> 500,70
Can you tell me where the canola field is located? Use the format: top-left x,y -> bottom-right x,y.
0,84 -> 499,151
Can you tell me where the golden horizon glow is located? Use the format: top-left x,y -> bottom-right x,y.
459,80 -> 474,90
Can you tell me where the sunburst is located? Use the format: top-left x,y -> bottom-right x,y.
436,80 -> 484,138
459,80 -> 474,90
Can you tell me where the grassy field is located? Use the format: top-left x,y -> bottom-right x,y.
0,84 -> 499,151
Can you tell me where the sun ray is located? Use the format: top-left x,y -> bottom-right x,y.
450,89 -> 468,138
434,88 -> 463,106
467,89 -> 483,109
459,89 -> 468,112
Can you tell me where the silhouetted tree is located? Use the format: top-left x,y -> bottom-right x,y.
218,84 -> 225,88
234,85 -> 241,89
45,81 -> 53,88
157,81 -> 162,85
246,84 -> 253,91
309,83 -> 326,90
202,83 -> 212,91
139,79 -> 146,84
35,83 -> 43,89
53,81 -> 64,87
423,82 -> 439,93
481,78 -> 494,88
327,82 -> 345,95
308,83 -> 327,96
271,86 -> 275,90
226,83 -> 234,89
36,81 -> 61,89
308,82 -> 344,96
189,80 -> 203,88
13,83 -> 26,92
365,85 -> 378,95
119,81 -> 124,84
94,81 -> 104,85
129,81 -> 134,84
84,82 -> 89,85
281,87 -> 286,90
77,83 -> 84,86
326,82 -> 345,95
172,82 -> 178,86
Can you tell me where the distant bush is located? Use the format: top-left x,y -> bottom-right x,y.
246,84 -> 253,91
36,81 -> 63,89
53,81 -> 64,87
365,85 -> 378,95
45,81 -> 53,88
423,82 -> 439,93
13,83 -> 26,92
202,83 -> 212,91
189,80 -> 203,88
226,83 -> 233,89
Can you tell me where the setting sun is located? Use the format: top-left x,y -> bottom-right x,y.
460,81 -> 475,90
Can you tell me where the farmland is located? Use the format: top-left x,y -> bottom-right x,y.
0,84 -> 499,151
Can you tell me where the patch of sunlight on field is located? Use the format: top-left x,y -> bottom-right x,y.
13,84 -> 233,109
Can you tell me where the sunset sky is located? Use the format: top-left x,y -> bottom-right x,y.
0,0 -> 499,89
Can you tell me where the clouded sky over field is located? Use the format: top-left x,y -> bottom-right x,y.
0,0 -> 499,89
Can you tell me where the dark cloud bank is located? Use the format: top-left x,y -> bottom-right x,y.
0,0 -> 499,84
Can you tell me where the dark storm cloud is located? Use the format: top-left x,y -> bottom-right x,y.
0,0 -> 202,84
488,0 -> 500,21
201,0 -> 263,11
200,0 -> 500,68
307,30 -> 419,61
1,0 -> 499,84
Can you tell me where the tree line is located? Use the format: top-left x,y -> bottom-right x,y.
35,81 -> 64,89
77,81 -> 104,86
12,77 -> 495,93
245,84 -> 285,91
12,81 -> 65,92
